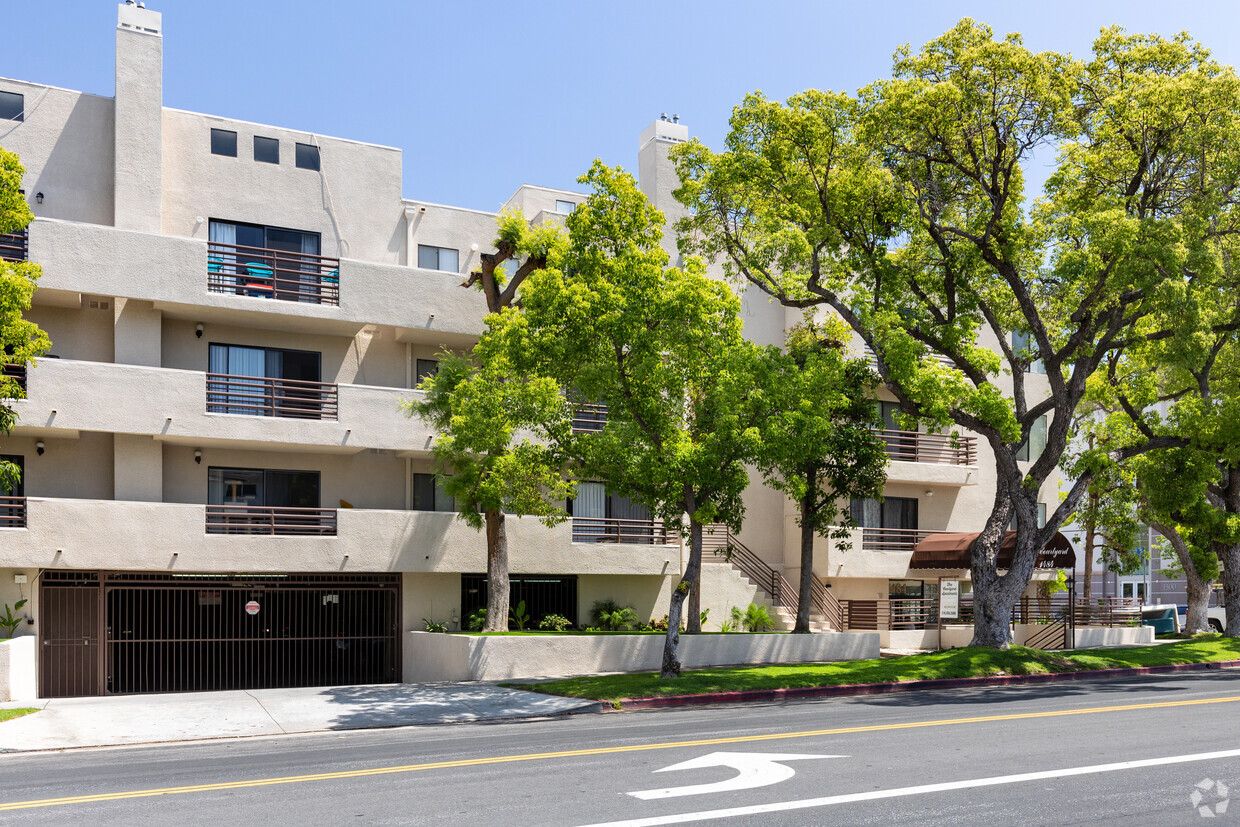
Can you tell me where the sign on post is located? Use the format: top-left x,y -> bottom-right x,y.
940,580 -> 960,620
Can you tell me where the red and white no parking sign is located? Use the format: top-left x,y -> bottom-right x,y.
245,600 -> 260,616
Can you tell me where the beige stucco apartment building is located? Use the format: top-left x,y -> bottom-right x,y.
0,4 -> 1062,697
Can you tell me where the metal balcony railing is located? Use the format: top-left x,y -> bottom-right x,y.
878,429 -> 976,465
206,241 -> 340,306
206,373 -> 339,420
2,363 -> 26,393
571,516 -> 669,544
571,403 -> 608,433
858,527 -> 946,552
0,495 -> 26,528
205,504 -> 337,536
841,597 -> 940,630
0,229 -> 28,263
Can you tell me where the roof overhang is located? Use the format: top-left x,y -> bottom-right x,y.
909,531 -> 1075,571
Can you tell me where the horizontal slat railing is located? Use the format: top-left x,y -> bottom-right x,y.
840,598 -> 939,630
878,429 -> 976,465
859,527 -> 945,552
2,363 -> 27,393
206,241 -> 340,306
0,229 -> 28,262
571,516 -> 670,545
955,596 -> 1141,627
811,576 -> 844,631
0,495 -> 26,528
205,373 -> 339,420
703,525 -> 800,613
205,504 -> 337,536
571,403 -> 608,433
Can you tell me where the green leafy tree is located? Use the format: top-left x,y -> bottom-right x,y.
490,163 -> 768,676
672,22 -> 1240,647
461,208 -> 566,313
405,351 -> 573,633
0,149 -> 50,494
754,319 -> 887,632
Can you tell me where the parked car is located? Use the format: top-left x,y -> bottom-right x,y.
1208,588 -> 1227,633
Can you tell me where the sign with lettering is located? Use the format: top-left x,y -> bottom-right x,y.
940,580 -> 960,620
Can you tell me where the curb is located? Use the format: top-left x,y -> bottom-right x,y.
608,658 -> 1240,710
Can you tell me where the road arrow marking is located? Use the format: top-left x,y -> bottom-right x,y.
627,752 -> 845,800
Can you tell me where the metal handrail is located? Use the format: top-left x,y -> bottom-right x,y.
0,495 -> 26,528
206,241 -> 340,306
840,597 -> 940,630
0,229 -> 28,263
571,402 -> 608,433
205,504 -> 337,536
877,429 -> 976,465
859,527 -> 946,552
811,576 -> 844,631
571,516 -> 670,545
702,524 -> 800,616
205,372 -> 339,420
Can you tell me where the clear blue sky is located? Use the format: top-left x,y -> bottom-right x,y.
6,1 -> 1240,211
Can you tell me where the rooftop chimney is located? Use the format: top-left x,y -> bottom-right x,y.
114,2 -> 162,232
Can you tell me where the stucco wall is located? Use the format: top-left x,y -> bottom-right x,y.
404,629 -> 881,682
0,637 -> 38,703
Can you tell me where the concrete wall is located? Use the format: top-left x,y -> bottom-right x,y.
404,629 -> 881,682
0,637 -> 38,702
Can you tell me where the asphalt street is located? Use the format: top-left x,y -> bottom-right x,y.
3,670 -> 1240,824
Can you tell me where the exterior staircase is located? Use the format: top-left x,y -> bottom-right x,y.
701,524 -> 843,632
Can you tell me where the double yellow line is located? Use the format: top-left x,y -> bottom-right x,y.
4,694 -> 1239,812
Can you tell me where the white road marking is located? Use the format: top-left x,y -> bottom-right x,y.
627,752 -> 843,800
584,747 -> 1240,826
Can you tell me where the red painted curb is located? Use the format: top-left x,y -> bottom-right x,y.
609,658 -> 1240,710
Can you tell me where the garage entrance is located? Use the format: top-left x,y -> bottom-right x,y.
40,571 -> 400,697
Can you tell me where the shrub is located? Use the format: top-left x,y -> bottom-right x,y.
740,603 -> 774,632
539,613 -> 571,632
422,618 -> 448,633
0,599 -> 26,639
467,607 -> 487,632
598,605 -> 640,631
509,600 -> 531,631
590,599 -> 623,627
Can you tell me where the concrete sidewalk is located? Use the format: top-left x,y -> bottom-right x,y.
0,683 -> 598,752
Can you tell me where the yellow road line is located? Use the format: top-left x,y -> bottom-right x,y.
4,694 -> 1239,812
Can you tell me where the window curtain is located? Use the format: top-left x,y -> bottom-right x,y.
228,346 -> 266,415
850,497 -> 882,528
208,220 -> 236,246
881,497 -> 918,531
433,476 -> 455,512
574,483 -> 606,518
207,467 -> 225,505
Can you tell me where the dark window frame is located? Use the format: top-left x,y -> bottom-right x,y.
295,142 -> 320,171
253,135 -> 280,165
415,359 -> 439,385
0,90 -> 24,122
207,466 -> 321,509
210,128 -> 238,157
417,244 -> 460,273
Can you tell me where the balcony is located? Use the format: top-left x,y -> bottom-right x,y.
205,504 -> 337,536
571,517 -> 671,545
879,429 -> 976,465
571,403 -> 608,433
0,229 -> 28,262
206,373 -> 339,420
859,527 -> 945,552
206,241 -> 340,306
2,364 -> 26,393
0,496 -> 26,528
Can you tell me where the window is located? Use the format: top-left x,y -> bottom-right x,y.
497,257 -> 522,281
417,244 -> 460,273
207,343 -> 322,417
0,454 -> 23,496
0,91 -> 23,122
1015,415 -> 1048,462
208,219 -> 324,301
208,467 -> 320,508
295,142 -> 320,170
1009,503 -> 1048,530
412,473 -> 455,512
210,128 -> 237,157
570,482 -> 657,542
415,359 -> 439,385
850,497 -> 918,530
1010,331 -> 1046,374
554,200 -> 575,213
253,135 -> 279,164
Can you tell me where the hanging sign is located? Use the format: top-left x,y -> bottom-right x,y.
940,580 -> 960,620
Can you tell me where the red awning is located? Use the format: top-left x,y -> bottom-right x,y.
909,531 -> 1075,570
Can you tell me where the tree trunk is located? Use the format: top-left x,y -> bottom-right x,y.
661,508 -> 702,678
968,494 -> 1027,648
794,470 -> 817,634
686,567 -> 702,634
1149,521 -> 1208,634
1221,541 -> 1240,638
1082,520 -> 1096,602
482,508 -> 509,632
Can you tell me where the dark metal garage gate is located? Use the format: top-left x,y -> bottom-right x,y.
40,571 -> 401,697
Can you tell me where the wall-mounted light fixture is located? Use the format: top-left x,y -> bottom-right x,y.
35,192 -> 43,204
195,323 -> 204,338
924,489 -> 934,497
470,243 -> 480,252
35,440 -> 45,456
194,449 -> 202,464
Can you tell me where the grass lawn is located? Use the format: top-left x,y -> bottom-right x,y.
504,636 -> 1240,703
0,708 -> 38,723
